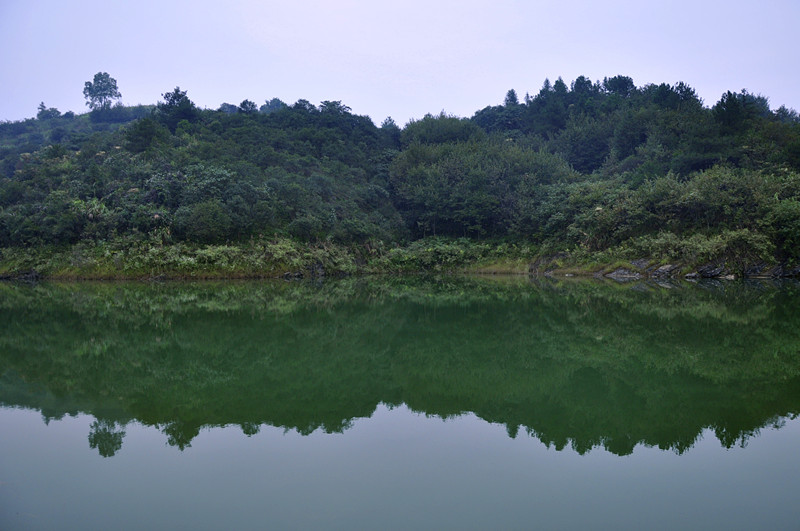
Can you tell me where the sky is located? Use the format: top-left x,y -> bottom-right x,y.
1,0 -> 798,126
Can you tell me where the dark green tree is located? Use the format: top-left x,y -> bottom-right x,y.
504,89 -> 519,106
674,81 -> 703,111
125,118 -> 169,153
177,200 -> 233,243
83,72 -> 122,110
713,90 -> 770,130
319,100 -> 351,114
602,75 -> 635,98
380,117 -> 402,148
401,112 -> 484,146
238,100 -> 258,114
218,103 -> 238,114
156,87 -> 199,132
36,102 -> 61,120
259,98 -> 286,114
775,105 -> 799,124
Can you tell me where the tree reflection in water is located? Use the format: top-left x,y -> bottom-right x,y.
1,277 -> 799,457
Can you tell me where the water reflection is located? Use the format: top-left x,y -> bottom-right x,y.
88,419 -> 125,457
1,277 -> 799,457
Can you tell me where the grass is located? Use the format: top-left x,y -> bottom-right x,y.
1,233 -> 795,280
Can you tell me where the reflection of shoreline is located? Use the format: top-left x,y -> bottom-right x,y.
1,278 -> 799,457
3,403 -> 799,460
3,365 -> 799,458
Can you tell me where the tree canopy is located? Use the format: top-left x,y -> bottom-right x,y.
1,74 -> 800,272
83,72 -> 122,110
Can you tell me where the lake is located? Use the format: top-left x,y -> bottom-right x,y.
1,276 -> 799,529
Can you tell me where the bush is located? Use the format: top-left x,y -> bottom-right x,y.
628,229 -> 775,270
175,200 -> 233,243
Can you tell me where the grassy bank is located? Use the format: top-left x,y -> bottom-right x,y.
0,238 -> 357,280
0,237 -> 539,280
1,233 -> 797,280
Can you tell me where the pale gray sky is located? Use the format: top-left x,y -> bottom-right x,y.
1,0 -> 798,125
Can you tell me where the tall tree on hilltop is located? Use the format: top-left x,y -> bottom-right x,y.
238,100 -> 258,114
83,72 -> 121,110
504,89 -> 519,106
602,75 -> 635,98
156,87 -> 199,131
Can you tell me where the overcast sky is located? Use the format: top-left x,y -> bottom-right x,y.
1,0 -> 798,125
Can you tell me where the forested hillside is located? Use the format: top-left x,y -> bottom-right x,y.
2,74 -> 800,277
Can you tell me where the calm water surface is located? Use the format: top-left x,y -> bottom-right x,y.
1,277 -> 799,529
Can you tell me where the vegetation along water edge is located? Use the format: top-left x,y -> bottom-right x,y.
2,73 -> 799,279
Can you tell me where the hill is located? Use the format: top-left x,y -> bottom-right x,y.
1,76 -> 800,278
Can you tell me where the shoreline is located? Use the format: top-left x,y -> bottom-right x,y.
3,244 -> 799,282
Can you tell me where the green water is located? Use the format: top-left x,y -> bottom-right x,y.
1,276 -> 799,529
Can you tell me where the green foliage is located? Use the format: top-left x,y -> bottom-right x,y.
379,117 -> 401,148
37,102 -> 61,120
628,229 -> 775,270
713,90 -> 770,130
401,112 -> 484,146
1,74 -> 800,272
389,137 -> 577,238
259,98 -> 286,114
238,100 -> 258,114
381,237 -> 488,271
550,115 -> 613,173
603,75 -> 635,98
175,200 -> 233,243
83,72 -> 122,110
504,89 -> 520,106
124,118 -> 169,152
763,198 -> 800,259
156,87 -> 199,132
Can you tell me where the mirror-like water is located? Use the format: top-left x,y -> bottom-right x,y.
1,277 -> 799,529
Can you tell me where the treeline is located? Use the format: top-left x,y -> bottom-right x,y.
0,91 -> 403,247
2,75 -> 800,269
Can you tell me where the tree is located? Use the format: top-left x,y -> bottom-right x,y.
553,77 -> 568,95
539,78 -> 553,96
775,105 -> 799,124
156,87 -> 199,131
218,103 -> 238,114
238,99 -> 258,114
602,75 -> 635,98
712,90 -> 769,130
674,81 -> 703,111
504,89 -> 519,106
83,72 -> 121,110
571,76 -> 595,97
125,117 -> 168,152
260,98 -> 286,114
401,112 -> 484,146
160,86 -> 192,110
380,116 -> 402,147
319,100 -> 351,114
37,102 -> 61,120
176,199 -> 233,243
292,99 -> 317,113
